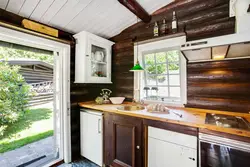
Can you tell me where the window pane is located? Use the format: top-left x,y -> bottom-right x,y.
169,75 -> 180,86
145,65 -> 157,74
145,53 -> 155,66
156,64 -> 167,75
170,87 -> 180,97
158,87 -> 169,97
167,50 -> 179,62
169,63 -> 179,74
157,75 -> 168,85
156,52 -> 166,63
146,75 -> 157,85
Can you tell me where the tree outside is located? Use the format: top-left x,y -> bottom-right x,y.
0,62 -> 32,136
144,50 -> 179,82
0,47 -> 54,65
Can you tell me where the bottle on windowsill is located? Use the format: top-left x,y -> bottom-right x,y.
172,11 -> 177,33
153,22 -> 159,37
160,19 -> 166,36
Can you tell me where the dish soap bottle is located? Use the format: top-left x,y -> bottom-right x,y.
154,22 -> 159,37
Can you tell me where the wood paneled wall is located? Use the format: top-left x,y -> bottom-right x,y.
111,0 -> 235,102
186,59 -> 250,113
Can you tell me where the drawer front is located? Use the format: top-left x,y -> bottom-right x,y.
148,126 -> 197,149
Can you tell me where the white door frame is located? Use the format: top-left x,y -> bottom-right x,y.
0,26 -> 72,163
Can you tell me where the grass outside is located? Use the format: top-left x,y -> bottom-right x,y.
0,108 -> 53,153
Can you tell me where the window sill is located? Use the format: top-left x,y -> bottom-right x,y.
143,99 -> 184,107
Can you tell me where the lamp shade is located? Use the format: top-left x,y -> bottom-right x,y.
130,61 -> 144,72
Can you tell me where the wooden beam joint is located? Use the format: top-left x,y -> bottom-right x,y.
118,0 -> 151,23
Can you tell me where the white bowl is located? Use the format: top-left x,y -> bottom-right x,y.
109,97 -> 125,104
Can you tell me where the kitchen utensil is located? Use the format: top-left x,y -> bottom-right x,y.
109,97 -> 125,104
95,51 -> 104,62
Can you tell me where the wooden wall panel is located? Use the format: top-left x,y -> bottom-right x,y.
111,0 -> 235,104
186,59 -> 250,113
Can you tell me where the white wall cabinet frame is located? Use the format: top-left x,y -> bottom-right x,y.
74,31 -> 114,83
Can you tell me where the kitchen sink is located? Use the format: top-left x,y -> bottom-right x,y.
116,105 -> 145,112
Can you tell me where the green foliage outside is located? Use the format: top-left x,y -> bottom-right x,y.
0,46 -> 54,65
0,108 -> 53,153
0,62 -> 33,136
144,50 -> 179,82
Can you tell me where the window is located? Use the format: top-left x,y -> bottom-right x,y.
142,50 -> 181,102
133,35 -> 187,106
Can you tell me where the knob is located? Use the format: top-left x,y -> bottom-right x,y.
136,146 -> 140,149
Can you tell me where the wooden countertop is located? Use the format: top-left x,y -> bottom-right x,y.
79,101 -> 250,138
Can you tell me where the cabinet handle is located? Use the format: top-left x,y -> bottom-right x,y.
136,146 -> 140,150
188,157 -> 195,161
98,118 -> 101,134
86,55 -> 89,57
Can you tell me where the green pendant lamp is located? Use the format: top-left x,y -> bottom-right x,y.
130,16 -> 144,72
130,60 -> 144,71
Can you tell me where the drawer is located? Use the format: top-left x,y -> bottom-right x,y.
148,126 -> 197,149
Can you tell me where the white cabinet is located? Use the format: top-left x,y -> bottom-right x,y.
148,126 -> 197,167
80,109 -> 103,166
74,31 -> 114,83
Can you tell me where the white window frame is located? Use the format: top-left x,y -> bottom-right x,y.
0,26 -> 71,164
133,36 -> 187,107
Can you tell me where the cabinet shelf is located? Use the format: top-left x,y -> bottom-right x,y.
91,60 -> 107,65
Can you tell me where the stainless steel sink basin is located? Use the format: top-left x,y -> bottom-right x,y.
117,105 -> 145,112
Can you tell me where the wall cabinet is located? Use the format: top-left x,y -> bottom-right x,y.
74,31 -> 114,83
104,113 -> 143,167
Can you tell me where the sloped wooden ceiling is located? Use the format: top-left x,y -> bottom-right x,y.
0,0 -> 173,38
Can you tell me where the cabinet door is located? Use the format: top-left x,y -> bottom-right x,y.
148,137 -> 197,167
104,113 -> 142,167
80,112 -> 103,166
86,37 -> 112,83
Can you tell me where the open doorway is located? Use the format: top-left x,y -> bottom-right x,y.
0,26 -> 71,166
0,43 -> 59,167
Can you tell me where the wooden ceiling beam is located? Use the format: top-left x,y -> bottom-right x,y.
118,0 -> 151,23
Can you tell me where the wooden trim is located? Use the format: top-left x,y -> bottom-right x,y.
210,47 -> 213,60
143,119 -> 198,136
49,160 -> 64,167
117,0 -> 151,23
22,19 -> 59,37
225,45 -> 231,58
143,125 -> 148,167
0,21 -> 72,45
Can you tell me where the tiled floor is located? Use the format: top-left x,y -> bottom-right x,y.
0,137 -> 55,167
58,159 -> 99,167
